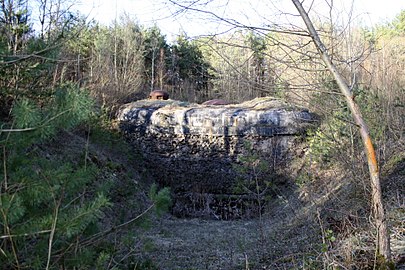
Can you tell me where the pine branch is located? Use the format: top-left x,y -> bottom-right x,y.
0,109 -> 72,133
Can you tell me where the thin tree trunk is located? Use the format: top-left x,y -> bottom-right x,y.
151,49 -> 155,91
291,0 -> 391,261
159,48 -> 165,89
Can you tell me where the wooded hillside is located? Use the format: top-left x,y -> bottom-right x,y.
0,0 -> 404,269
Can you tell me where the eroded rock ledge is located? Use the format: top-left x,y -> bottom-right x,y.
117,97 -> 316,219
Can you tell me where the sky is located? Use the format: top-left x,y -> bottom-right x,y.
77,0 -> 405,41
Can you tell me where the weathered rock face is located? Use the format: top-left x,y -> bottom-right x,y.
117,97 -> 316,219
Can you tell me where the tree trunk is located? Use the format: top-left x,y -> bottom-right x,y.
291,0 -> 391,261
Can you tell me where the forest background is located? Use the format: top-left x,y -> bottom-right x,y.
0,0 -> 404,269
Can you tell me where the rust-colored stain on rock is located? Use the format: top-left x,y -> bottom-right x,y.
149,90 -> 169,100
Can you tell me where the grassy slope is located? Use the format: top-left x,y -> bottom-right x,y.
44,123 -> 404,269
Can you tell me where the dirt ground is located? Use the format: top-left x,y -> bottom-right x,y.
52,130 -> 404,269
131,190 -> 322,270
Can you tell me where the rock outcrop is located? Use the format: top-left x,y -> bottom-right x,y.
117,97 -> 316,219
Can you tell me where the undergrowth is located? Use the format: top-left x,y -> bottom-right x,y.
0,84 -> 171,269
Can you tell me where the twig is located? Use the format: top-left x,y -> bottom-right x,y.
245,253 -> 250,270
80,203 -> 155,247
0,127 -> 36,132
317,209 -> 329,268
2,146 -> 7,190
0,202 -> 20,268
84,124 -> 91,170
45,191 -> 63,270
0,109 -> 72,134
0,229 -> 52,239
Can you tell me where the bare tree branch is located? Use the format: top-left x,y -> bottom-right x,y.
291,0 -> 391,261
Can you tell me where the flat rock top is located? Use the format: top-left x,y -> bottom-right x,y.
120,97 -> 287,110
117,97 -> 315,136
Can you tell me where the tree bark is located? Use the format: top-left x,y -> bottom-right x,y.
291,0 -> 391,261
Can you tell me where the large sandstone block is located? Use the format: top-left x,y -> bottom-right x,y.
117,97 -> 317,219
117,97 -> 313,137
